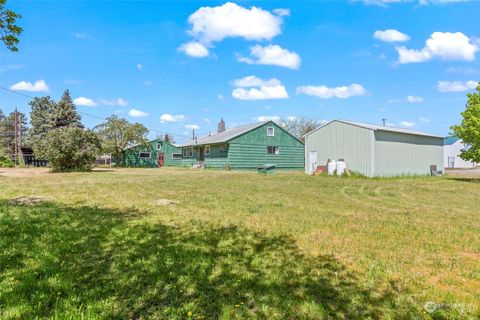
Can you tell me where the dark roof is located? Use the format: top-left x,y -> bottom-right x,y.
180,121 -> 271,147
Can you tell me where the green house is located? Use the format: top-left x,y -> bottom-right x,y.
179,120 -> 304,170
121,138 -> 183,167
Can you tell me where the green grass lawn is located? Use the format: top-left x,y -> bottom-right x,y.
0,168 -> 479,319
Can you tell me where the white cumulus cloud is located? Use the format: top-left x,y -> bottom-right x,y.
185,124 -> 200,130
160,114 -> 185,123
128,109 -> 149,117
238,44 -> 301,69
231,76 -> 288,101
373,29 -> 410,42
232,75 -> 280,87
253,115 -> 281,122
296,84 -> 367,99
73,97 -> 97,107
177,41 -> 209,58
400,121 -> 416,128
98,98 -> 128,107
436,80 -> 478,92
10,80 -> 49,92
407,95 -> 424,103
396,32 -> 478,64
187,2 -> 285,44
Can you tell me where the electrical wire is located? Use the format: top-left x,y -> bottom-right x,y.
0,86 -> 189,141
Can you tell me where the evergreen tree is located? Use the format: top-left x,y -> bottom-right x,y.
51,90 -> 82,129
0,108 -> 7,154
0,109 -> 27,159
29,96 -> 55,139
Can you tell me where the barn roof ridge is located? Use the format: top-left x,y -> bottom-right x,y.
304,119 -> 443,139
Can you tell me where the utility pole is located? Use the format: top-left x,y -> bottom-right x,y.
381,118 -> 387,126
14,107 -> 18,165
13,108 -> 22,166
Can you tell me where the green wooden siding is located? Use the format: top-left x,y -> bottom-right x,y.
304,121 -> 373,176
374,131 -> 443,176
180,122 -> 304,170
122,139 -> 182,167
227,122 -> 304,169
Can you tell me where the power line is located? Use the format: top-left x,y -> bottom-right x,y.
0,86 -> 188,140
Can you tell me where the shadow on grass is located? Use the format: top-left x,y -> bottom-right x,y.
445,177 -> 480,183
0,201 -> 420,319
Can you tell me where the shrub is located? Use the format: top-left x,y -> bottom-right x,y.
0,152 -> 14,167
41,127 -> 101,172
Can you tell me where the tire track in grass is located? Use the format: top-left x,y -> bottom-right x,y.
340,185 -> 401,213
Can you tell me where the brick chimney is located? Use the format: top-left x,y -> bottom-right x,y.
217,118 -> 225,133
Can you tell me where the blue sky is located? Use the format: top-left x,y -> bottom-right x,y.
1,0 -> 479,143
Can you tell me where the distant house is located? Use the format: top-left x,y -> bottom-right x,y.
179,119 -> 304,170
304,119 -> 444,177
444,136 -> 476,169
121,138 -> 183,167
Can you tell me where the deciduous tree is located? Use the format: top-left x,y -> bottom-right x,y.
452,83 -> 480,163
0,0 -> 22,51
281,116 -> 321,142
94,115 -> 148,165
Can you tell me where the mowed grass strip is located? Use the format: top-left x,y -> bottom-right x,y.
0,167 -> 479,319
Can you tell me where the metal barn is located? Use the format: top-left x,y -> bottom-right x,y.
304,120 -> 444,177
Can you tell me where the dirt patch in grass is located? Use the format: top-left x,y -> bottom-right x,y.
9,196 -> 49,206
0,167 -> 50,177
155,199 -> 178,206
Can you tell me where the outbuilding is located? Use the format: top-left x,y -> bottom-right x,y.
304,120 -> 444,177
180,119 -> 304,170
444,136 -> 476,169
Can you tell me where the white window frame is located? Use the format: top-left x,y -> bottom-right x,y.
156,142 -> 162,151
188,147 -> 193,157
267,126 -> 275,137
139,152 -> 151,159
205,145 -> 211,155
182,148 -> 187,157
267,146 -> 279,155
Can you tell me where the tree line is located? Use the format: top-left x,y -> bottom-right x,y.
0,90 -> 151,171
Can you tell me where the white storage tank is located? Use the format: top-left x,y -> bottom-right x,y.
327,160 -> 336,175
336,159 -> 347,176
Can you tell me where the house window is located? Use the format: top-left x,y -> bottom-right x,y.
205,145 -> 211,155
139,152 -> 151,159
267,127 -> 275,137
172,153 -> 182,159
267,146 -> 279,155
188,147 -> 193,157
156,142 -> 162,150
183,148 -> 187,157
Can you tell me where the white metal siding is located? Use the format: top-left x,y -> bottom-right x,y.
374,131 -> 444,176
304,122 -> 373,176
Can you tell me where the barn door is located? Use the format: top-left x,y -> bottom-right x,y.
309,151 -> 317,174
